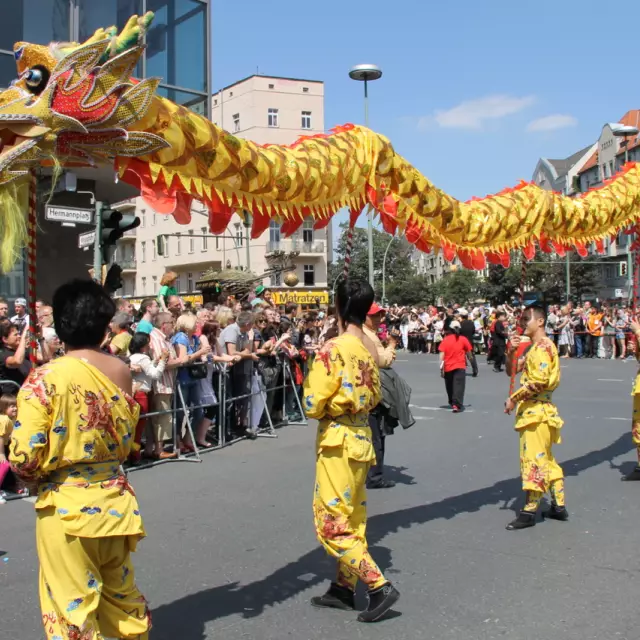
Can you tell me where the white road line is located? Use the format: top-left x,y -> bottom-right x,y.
598,378 -> 624,382
414,416 -> 435,421
605,417 -> 628,421
410,404 -> 475,414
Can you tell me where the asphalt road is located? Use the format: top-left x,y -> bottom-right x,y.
2,353 -> 640,640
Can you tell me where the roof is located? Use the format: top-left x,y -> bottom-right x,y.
213,74 -> 324,95
546,145 -> 593,178
578,109 -> 640,174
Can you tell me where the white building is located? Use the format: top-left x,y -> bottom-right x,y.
116,74 -> 332,304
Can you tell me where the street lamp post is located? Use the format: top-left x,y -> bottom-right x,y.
381,234 -> 395,306
349,64 -> 382,288
613,126 -> 640,304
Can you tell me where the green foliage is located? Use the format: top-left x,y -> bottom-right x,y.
433,269 -> 483,306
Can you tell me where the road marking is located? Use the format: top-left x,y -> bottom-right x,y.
410,404 -> 475,414
414,416 -> 435,421
597,378 -> 624,382
605,417 -> 628,421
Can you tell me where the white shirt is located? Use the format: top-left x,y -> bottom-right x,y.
130,353 -> 167,393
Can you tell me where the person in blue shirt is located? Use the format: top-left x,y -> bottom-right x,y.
136,298 -> 159,334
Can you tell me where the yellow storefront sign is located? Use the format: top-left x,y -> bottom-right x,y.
271,290 -> 329,305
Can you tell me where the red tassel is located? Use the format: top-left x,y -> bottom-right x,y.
522,242 -> 535,261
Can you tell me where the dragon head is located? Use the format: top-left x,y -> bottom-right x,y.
0,12 -> 168,271
0,12 -> 166,187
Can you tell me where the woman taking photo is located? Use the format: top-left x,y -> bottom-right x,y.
438,319 -> 472,413
10,279 -> 150,639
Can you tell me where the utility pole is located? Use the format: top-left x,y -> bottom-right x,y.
92,200 -> 103,283
565,253 -> 570,303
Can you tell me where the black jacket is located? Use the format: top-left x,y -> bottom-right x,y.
460,319 -> 476,341
378,368 -> 415,435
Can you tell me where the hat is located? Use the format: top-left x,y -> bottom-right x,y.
255,285 -> 266,296
14,298 -> 26,307
449,320 -> 461,330
458,308 -> 469,316
367,302 -> 386,316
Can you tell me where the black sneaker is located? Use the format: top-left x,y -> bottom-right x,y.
310,583 -> 355,611
543,505 -> 569,521
622,466 -> 640,481
357,582 -> 400,623
506,511 -> 536,530
367,478 -> 396,489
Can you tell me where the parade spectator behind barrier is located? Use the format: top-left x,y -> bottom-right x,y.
0,297 -> 8,319
217,305 -> 235,329
277,317 -> 304,423
128,332 -> 168,464
615,309 -> 629,359
490,311 -> 508,372
586,306 -> 603,358
556,307 -> 572,359
158,271 -> 179,312
0,393 -> 17,503
0,322 -> 30,392
146,312 -> 183,459
602,308 -> 617,360
136,298 -> 159,334
171,313 -> 211,453
167,295 -> 183,319
439,320 -> 472,413
193,321 -> 238,448
258,319 -> 291,425
108,313 -> 133,359
11,297 -> 29,333
572,307 -> 586,358
114,297 -> 135,317
219,311 -> 259,439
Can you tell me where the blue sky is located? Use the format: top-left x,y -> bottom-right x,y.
212,0 -> 639,230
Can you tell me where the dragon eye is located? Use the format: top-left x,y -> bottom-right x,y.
24,65 -> 49,95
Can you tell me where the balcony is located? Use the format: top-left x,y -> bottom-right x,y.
119,259 -> 137,272
291,240 -> 324,255
118,227 -> 137,241
266,239 -> 325,255
113,198 -> 137,210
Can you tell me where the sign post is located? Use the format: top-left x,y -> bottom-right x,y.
45,205 -> 93,225
92,201 -> 103,283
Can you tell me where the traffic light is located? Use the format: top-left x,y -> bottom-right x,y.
100,206 -> 140,248
619,261 -> 628,277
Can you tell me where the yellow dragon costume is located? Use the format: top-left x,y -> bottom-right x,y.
0,12 -> 638,274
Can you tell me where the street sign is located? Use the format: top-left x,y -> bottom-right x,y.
615,288 -> 625,298
45,205 -> 93,225
78,230 -> 96,249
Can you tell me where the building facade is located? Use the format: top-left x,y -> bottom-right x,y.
128,74 -> 332,302
0,0 -> 212,304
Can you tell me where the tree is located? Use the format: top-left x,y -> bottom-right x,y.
329,222 -> 416,299
433,269 -> 481,306
386,273 -> 438,306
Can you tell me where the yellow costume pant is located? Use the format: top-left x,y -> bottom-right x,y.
519,421 -> 564,512
37,508 -> 150,640
632,394 -> 640,462
313,446 -> 387,591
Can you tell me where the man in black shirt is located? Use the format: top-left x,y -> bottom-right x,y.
491,311 -> 508,373
459,309 -> 478,377
0,322 -> 30,393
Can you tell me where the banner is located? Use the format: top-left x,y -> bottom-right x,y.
271,290 -> 329,305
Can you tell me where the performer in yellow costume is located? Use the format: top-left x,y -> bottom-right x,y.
504,306 -> 568,531
304,278 -> 400,623
623,318 -> 640,481
10,279 -> 150,640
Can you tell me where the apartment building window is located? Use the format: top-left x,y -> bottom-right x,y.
176,233 -> 181,255
140,210 -> 146,228
152,211 -> 156,226
141,277 -> 147,294
270,272 -> 282,286
268,83 -> 274,89
187,272 -> 193,292
610,160 -> 614,176
152,276 -> 157,292
141,241 -> 146,263
268,108 -> 279,127
303,264 -> 315,286
215,236 -> 220,250
301,111 -> 312,130
201,227 -> 208,251
269,219 -> 281,246
236,228 -> 244,247
233,113 -> 240,132
302,87 -> 309,93
302,218 -> 314,243
152,240 -> 157,261
188,229 -> 195,253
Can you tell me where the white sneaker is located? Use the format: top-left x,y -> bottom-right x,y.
0,494 -> 6,505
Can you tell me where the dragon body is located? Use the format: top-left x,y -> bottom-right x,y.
0,12 -> 638,273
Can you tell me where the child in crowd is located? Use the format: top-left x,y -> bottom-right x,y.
0,394 -> 18,503
128,332 -> 169,464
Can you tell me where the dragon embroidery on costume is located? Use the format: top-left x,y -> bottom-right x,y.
0,12 -> 639,273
